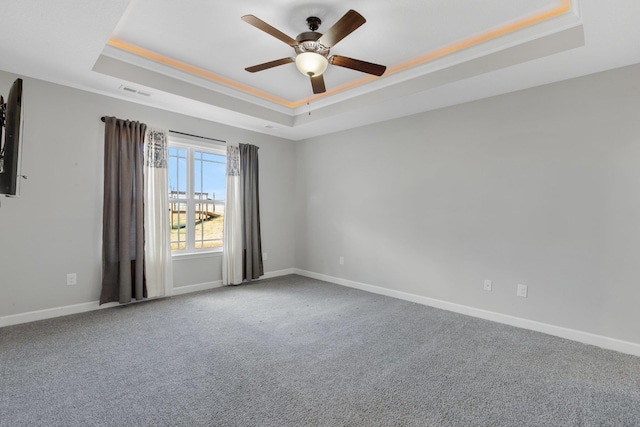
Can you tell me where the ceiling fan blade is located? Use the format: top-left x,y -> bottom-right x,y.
330,55 -> 387,76
241,15 -> 298,47
310,74 -> 326,94
245,57 -> 294,73
317,9 -> 366,48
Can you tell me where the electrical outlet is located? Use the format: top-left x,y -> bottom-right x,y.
517,283 -> 528,298
483,279 -> 492,291
67,273 -> 77,286
262,252 -> 267,261
339,256 -> 344,265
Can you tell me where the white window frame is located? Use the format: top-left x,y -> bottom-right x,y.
168,134 -> 226,256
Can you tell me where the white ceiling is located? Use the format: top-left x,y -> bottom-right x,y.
1,0 -> 639,140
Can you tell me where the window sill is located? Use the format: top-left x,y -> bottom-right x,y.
171,250 -> 223,261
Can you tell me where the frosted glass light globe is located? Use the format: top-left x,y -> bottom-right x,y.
295,52 -> 328,77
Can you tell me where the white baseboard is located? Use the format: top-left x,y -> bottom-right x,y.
0,269 -> 295,328
261,268 -> 296,279
293,269 -> 640,357
171,268 -> 295,295
8,267 -> 636,357
172,280 -> 223,296
0,301 -> 119,328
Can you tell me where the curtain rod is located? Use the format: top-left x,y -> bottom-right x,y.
100,117 -> 226,144
100,116 -> 132,123
168,130 -> 226,144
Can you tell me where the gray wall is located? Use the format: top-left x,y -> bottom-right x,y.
2,63 -> 640,348
0,71 -> 295,317
294,64 -> 640,345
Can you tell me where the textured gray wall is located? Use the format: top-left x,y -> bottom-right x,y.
0,71 -> 295,317
294,64 -> 640,344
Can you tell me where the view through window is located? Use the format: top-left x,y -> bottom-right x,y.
168,140 -> 226,254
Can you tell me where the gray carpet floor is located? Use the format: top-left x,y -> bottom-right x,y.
1,274 -> 639,426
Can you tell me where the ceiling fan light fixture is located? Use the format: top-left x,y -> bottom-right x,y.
295,52 -> 328,77
242,10 -> 385,94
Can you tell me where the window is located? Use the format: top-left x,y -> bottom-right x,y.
168,137 -> 226,254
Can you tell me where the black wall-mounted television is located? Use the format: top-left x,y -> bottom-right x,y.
0,78 -> 23,196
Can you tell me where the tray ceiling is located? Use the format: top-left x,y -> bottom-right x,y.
2,1 -> 640,140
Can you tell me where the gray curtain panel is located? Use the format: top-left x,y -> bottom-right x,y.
100,117 -> 147,305
239,143 -> 264,281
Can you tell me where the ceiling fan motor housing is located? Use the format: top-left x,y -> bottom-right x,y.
295,31 -> 329,57
294,16 -> 329,57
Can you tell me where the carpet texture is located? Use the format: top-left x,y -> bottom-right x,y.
1,275 -> 639,426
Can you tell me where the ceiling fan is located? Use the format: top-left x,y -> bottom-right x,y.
241,9 -> 387,94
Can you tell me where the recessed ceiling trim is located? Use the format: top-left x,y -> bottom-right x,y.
296,0 -> 573,105
389,0 -> 572,75
290,24 -> 585,138
105,0 -> 572,110
290,6 -> 582,115
107,37 -> 299,108
93,54 -> 295,127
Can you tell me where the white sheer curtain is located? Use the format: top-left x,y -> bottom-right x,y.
144,129 -> 174,297
223,142 -> 243,285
